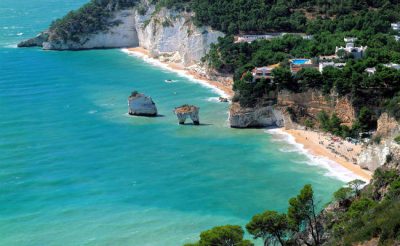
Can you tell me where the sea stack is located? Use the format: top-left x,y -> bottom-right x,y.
128,91 -> 158,117
174,105 -> 200,125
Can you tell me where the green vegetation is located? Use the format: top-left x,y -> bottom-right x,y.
186,184 -> 323,246
193,2 -> 400,133
325,169 -> 400,246
206,34 -> 400,108
315,106 -> 377,139
186,170 -> 400,246
395,135 -> 400,144
246,211 -> 289,246
155,0 -> 400,35
49,0 -> 139,41
184,225 -> 253,246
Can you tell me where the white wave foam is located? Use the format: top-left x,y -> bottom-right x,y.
266,128 -> 367,183
121,48 -> 229,98
88,110 -> 98,114
3,44 -> 18,48
206,97 -> 220,103
16,32 -> 23,36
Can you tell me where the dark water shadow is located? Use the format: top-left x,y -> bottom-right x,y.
178,123 -> 213,126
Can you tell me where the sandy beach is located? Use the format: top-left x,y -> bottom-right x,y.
125,47 -> 234,97
124,47 -> 372,182
284,129 -> 372,181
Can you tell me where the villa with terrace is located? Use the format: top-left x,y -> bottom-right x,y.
335,37 -> 367,59
289,59 -> 318,74
249,64 -> 280,83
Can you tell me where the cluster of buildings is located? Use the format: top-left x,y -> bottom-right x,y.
246,38 -> 367,83
243,22 -> 400,83
365,63 -> 400,75
391,22 -> 400,41
335,37 -> 367,59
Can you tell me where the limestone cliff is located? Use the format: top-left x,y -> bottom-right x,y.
134,6 -> 224,66
357,113 -> 400,171
228,89 -> 356,129
18,1 -> 224,67
277,89 -> 356,126
229,103 -> 287,128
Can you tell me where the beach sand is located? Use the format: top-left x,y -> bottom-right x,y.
124,47 -> 372,182
284,129 -> 372,181
126,47 -> 234,97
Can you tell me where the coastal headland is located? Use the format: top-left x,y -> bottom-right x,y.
125,46 -> 372,181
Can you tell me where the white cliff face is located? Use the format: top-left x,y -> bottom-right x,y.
134,7 -> 224,66
357,113 -> 400,171
23,3 -> 224,67
43,10 -> 139,50
229,103 -> 286,128
358,142 -> 391,171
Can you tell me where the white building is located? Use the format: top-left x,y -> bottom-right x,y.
364,63 -> 400,75
392,23 -> 400,31
335,38 -> 367,59
251,66 -> 275,82
236,34 -> 282,43
384,63 -> 400,70
236,33 -> 313,43
319,62 -> 346,73
344,37 -> 357,43
365,67 -> 376,75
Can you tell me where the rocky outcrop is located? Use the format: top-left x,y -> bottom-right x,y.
277,90 -> 356,126
128,91 -> 157,116
229,103 -> 286,128
135,7 -> 224,66
357,142 -> 392,171
44,10 -> 139,50
228,89 -> 354,129
18,1 -> 224,67
18,32 -> 49,47
375,113 -> 400,138
174,105 -> 200,125
357,113 -> 400,171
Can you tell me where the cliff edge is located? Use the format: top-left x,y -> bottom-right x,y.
18,0 -> 224,67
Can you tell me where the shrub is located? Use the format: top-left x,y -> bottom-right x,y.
395,135 -> 400,144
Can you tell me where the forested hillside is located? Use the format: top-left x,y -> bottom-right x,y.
155,0 -> 399,34
185,167 -> 400,246
49,0 -> 139,41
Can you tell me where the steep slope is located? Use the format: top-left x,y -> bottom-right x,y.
18,0 -> 224,67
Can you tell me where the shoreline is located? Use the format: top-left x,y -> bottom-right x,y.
283,129 -> 372,181
122,47 -> 234,98
122,46 -> 372,182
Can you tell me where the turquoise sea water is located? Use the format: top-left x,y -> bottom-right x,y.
1,1 -> 351,245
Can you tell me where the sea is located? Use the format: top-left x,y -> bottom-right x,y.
0,1 -> 358,245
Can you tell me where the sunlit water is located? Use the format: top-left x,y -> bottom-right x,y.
0,1 -> 351,245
